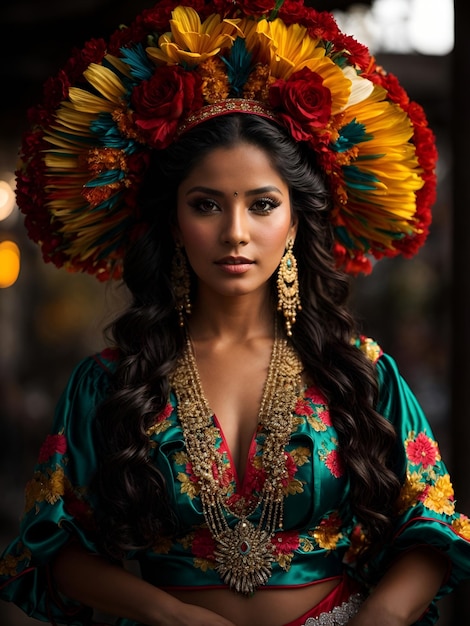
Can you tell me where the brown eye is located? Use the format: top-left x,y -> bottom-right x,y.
251,197 -> 280,214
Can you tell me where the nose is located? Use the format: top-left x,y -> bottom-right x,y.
221,206 -> 250,246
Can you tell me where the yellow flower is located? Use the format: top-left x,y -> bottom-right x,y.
284,478 -> 304,496
251,18 -> 351,115
452,515 -> 470,541
243,64 -> 273,102
276,552 -> 294,570
147,7 -> 239,66
290,446 -> 311,466
312,526 -> 343,550
423,474 -> 455,516
396,472 -> 425,514
198,57 -> 230,103
333,88 -> 424,251
194,557 -> 216,572
177,472 -> 200,499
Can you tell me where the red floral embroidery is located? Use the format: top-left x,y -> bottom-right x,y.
283,452 -> 298,484
304,388 -> 332,426
192,527 -> 216,560
271,530 -> 300,555
295,398 -> 314,417
406,432 -> 439,468
324,449 -> 344,478
38,434 -> 67,463
157,402 -> 173,422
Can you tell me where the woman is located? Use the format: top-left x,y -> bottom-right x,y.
1,1 -> 470,625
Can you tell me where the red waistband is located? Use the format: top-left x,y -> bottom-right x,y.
283,574 -> 363,626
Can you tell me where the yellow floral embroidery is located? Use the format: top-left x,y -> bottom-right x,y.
0,548 -> 31,576
284,478 -> 304,496
351,336 -> 382,363
396,471 -> 426,514
299,537 -> 315,552
152,536 -> 173,554
423,474 -> 455,516
290,446 -> 310,466
312,526 -> 343,550
174,451 -> 189,466
24,467 -> 68,513
309,514 -> 343,550
307,414 -> 328,432
276,552 -> 294,570
452,515 -> 470,540
194,557 -> 216,571
146,420 -> 171,439
179,533 -> 194,550
177,472 -> 200,499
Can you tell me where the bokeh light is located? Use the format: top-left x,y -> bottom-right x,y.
0,240 -> 20,288
0,179 -> 16,222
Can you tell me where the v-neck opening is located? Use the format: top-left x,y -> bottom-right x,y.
212,412 -> 259,492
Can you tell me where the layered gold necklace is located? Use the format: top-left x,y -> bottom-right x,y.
170,325 -> 303,595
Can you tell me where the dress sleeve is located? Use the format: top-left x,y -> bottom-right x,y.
0,352 -> 115,625
373,352 -> 470,623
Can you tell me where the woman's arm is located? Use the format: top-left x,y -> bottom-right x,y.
52,542 -> 236,626
349,547 -> 449,626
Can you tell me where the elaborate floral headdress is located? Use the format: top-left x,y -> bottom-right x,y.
16,0 -> 437,280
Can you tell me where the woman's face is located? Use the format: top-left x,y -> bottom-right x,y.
176,142 -> 297,300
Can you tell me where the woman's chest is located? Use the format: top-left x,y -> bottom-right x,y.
147,386 -> 350,531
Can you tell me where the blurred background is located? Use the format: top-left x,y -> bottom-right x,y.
0,0 -> 468,623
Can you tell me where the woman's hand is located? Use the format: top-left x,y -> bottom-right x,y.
52,542 -> 237,626
347,547 -> 448,626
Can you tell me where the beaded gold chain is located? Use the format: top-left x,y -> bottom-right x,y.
170,325 -> 303,595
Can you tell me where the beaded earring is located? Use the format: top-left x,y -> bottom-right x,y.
171,243 -> 192,326
277,239 -> 301,336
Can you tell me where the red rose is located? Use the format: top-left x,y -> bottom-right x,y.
269,67 -> 332,141
238,0 -> 276,16
131,66 -> 203,149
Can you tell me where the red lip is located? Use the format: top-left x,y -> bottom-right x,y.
215,256 -> 254,265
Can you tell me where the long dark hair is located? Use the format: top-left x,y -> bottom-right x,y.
93,114 -> 400,571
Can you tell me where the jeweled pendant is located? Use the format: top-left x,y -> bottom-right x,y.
214,519 -> 274,595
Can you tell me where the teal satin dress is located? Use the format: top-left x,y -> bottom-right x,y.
1,340 -> 469,625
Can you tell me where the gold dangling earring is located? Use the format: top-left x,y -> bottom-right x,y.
171,243 -> 192,327
277,239 -> 301,337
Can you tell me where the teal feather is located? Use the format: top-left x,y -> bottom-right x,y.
223,38 -> 253,96
119,43 -> 154,82
90,113 -> 139,152
343,165 -> 380,191
85,170 -> 128,188
332,119 -> 371,152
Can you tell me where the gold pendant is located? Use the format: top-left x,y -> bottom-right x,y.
214,519 -> 274,595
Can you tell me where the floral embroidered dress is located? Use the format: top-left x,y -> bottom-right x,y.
1,339 -> 470,625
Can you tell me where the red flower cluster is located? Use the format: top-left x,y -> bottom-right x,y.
38,434 -> 67,464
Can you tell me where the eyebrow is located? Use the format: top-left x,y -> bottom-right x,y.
185,185 -> 283,196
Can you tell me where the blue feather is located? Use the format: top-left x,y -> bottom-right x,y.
332,119 -> 371,152
222,38 -> 253,96
119,43 -> 154,82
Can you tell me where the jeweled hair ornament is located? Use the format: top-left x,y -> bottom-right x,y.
16,0 -> 437,281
